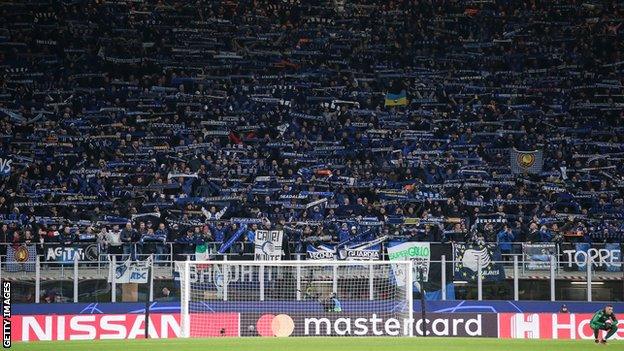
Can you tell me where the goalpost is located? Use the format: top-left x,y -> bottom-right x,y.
179,260 -> 414,338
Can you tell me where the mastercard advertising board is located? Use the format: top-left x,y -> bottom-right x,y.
240,312 -> 498,337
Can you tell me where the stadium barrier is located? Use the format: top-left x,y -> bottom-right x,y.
1,256 -> 622,303
7,241 -> 622,264
1,242 -> 621,304
10,310 -> 624,341
1,242 -> 621,269
12,300 -> 624,315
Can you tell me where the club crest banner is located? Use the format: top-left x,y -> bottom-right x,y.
510,148 -> 543,174
6,244 -> 36,272
453,243 -> 505,282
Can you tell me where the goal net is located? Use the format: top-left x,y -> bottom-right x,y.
179,260 -> 414,337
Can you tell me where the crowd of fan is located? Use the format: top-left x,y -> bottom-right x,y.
0,1 -> 623,260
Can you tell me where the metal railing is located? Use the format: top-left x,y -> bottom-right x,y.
1,252 -> 622,304
2,241 -> 622,269
0,241 -> 540,261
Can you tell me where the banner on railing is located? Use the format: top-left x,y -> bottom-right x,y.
195,243 -> 209,261
306,241 -> 381,261
254,230 -> 283,260
387,242 -> 431,284
339,246 -> 381,261
561,243 -> 622,272
6,244 -> 36,272
522,243 -> 556,270
306,243 -> 336,260
108,257 -> 151,284
453,243 -> 505,282
44,243 -> 100,264
386,242 -> 454,299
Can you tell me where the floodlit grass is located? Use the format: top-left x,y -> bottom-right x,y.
9,337 -> 618,351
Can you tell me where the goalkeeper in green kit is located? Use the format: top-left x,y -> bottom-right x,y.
590,304 -> 618,345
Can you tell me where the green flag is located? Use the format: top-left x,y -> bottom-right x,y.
195,243 -> 208,261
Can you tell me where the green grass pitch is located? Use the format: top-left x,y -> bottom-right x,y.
8,337 -> 619,351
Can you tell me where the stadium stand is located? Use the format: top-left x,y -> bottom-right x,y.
0,1 -> 623,276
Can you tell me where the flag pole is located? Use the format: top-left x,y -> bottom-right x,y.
145,255 -> 153,339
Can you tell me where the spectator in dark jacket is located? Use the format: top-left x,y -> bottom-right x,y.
538,225 -> 552,243
175,229 -> 196,258
336,223 -> 350,242
142,223 -> 168,262
120,222 -> 136,259
527,223 -> 540,243
209,222 -> 226,243
59,226 -> 77,246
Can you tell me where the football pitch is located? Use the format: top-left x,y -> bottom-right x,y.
8,337 -> 618,351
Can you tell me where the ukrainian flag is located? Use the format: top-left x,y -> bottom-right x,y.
384,90 -> 408,107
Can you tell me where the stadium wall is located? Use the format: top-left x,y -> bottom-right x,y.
10,301 -> 624,341
10,311 -> 624,341
13,300 -> 624,315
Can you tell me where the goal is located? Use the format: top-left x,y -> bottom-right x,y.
179,260 -> 414,337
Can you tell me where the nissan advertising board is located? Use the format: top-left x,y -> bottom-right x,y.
10,313 -> 240,341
